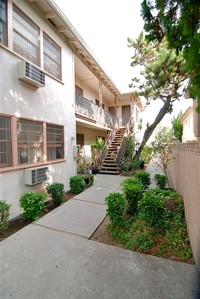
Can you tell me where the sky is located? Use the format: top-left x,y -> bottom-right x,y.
54,0 -> 193,128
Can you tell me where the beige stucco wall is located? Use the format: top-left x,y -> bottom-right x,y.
182,111 -> 196,142
76,125 -> 107,163
167,143 -> 200,271
0,0 -> 77,219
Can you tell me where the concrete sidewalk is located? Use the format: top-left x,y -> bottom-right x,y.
1,174 -> 200,299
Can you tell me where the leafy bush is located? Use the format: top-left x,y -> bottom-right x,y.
69,175 -> 86,194
46,182 -> 64,206
141,145 -> 153,164
151,188 -> 179,199
20,192 -> 45,221
0,200 -> 11,232
135,171 -> 151,191
121,178 -> 143,214
89,174 -> 94,186
132,159 -> 144,170
105,193 -> 126,225
138,189 -> 168,229
154,174 -> 168,189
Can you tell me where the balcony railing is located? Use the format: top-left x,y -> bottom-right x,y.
75,93 -> 115,127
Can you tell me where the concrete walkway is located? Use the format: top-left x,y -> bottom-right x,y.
1,174 -> 199,299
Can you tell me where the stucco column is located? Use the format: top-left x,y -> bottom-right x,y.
114,97 -> 118,128
99,81 -> 103,109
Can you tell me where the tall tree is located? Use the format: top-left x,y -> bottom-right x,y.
141,0 -> 200,112
171,111 -> 183,142
128,33 -> 187,159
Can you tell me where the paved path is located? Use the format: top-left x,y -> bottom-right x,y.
1,174 -> 199,299
145,160 -> 165,188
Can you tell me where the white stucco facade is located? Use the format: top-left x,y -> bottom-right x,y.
0,0 -> 77,219
180,107 -> 196,143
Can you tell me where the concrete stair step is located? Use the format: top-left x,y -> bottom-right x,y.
99,170 -> 120,175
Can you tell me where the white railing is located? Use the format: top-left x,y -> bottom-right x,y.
75,93 -> 115,127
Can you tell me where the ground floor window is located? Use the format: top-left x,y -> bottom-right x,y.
17,119 -> 43,164
0,115 -> 12,167
0,114 -> 65,169
47,124 -> 64,160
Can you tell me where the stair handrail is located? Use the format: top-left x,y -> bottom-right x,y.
100,125 -> 118,162
116,117 -> 134,170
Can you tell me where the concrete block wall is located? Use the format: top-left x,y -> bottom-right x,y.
167,143 -> 200,272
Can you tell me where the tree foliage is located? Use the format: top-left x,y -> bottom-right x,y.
128,33 -> 187,158
151,126 -> 173,178
171,111 -> 183,142
141,0 -> 200,112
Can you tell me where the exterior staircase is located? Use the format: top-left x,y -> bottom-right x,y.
100,128 -> 126,175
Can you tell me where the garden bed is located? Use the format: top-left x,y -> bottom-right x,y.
90,215 -> 195,265
0,191 -> 74,241
91,173 -> 195,265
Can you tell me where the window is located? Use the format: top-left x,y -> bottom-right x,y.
47,124 -> 64,160
43,33 -> 61,80
0,0 -> 7,45
0,116 -> 12,167
17,120 -> 43,164
13,5 -> 40,66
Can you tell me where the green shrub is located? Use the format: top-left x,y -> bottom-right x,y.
138,189 -> 168,229
20,192 -> 45,221
0,200 -> 11,233
132,159 -> 144,170
154,174 -> 168,189
151,188 -> 179,199
46,182 -> 64,206
89,174 -> 94,186
105,193 -> 126,225
141,145 -> 153,164
135,171 -> 151,191
69,175 -> 86,194
121,178 -> 143,214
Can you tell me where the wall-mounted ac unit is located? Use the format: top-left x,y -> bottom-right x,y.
17,61 -> 45,87
24,166 -> 48,186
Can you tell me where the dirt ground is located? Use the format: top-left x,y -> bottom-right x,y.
90,217 -> 123,248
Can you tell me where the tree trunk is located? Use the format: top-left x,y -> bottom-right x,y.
134,96 -> 172,160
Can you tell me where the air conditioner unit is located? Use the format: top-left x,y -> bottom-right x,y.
24,166 -> 48,186
17,61 -> 45,87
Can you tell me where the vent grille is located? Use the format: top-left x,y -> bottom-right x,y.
24,166 -> 48,185
18,61 -> 45,87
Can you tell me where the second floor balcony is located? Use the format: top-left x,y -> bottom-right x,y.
75,93 -> 115,127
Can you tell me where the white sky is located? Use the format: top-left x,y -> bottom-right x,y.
54,0 -> 192,128
55,0 -> 144,93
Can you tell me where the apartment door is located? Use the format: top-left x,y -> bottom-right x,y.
122,105 -> 131,127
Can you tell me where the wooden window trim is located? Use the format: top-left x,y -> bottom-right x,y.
12,4 -> 40,66
1,2 -> 62,81
43,32 -> 62,80
0,114 -> 65,172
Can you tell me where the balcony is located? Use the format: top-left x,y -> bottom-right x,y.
75,93 -> 115,127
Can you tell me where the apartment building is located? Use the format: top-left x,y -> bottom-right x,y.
0,0 -> 143,219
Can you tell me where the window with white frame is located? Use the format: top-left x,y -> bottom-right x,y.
17,119 -> 43,165
0,0 -> 7,45
13,5 -> 40,66
0,116 -> 12,167
47,124 -> 64,161
43,33 -> 61,80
